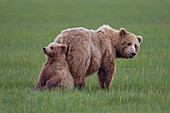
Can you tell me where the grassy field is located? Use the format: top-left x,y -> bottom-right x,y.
0,0 -> 169,113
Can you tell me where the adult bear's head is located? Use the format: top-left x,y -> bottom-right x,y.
118,28 -> 143,58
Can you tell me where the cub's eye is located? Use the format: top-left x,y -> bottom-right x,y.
127,43 -> 131,46
51,47 -> 53,49
135,45 -> 137,48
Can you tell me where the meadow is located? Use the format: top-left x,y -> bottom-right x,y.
0,0 -> 169,113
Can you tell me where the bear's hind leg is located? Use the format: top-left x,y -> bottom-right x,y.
67,53 -> 90,89
74,75 -> 86,89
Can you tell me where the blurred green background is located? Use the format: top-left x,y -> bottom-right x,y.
0,0 -> 169,113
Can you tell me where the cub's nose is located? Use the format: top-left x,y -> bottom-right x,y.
43,48 -> 46,51
131,52 -> 136,56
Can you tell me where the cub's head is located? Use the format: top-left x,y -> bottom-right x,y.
118,28 -> 143,58
43,42 -> 67,57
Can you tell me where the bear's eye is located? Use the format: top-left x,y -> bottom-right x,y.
127,43 -> 131,46
51,47 -> 53,49
135,45 -> 137,48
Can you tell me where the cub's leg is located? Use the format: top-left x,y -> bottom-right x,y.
46,76 -> 62,90
34,75 -> 46,90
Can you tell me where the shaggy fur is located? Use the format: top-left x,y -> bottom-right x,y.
54,25 -> 143,89
34,43 -> 74,90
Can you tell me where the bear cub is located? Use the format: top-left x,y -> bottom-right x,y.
34,42 -> 74,90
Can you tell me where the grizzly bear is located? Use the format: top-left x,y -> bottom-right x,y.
34,43 -> 74,90
54,25 -> 143,89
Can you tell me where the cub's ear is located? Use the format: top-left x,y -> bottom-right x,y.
60,44 -> 67,54
119,28 -> 127,37
137,36 -> 143,43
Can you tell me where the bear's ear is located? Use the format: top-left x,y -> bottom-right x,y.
60,44 -> 67,54
119,28 -> 127,37
137,36 -> 143,43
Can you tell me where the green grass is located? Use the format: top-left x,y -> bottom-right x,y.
0,0 -> 169,113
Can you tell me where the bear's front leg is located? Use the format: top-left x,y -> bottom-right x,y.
104,64 -> 115,89
98,50 -> 115,90
98,68 -> 106,89
98,65 -> 115,89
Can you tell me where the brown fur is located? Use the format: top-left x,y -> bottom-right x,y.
54,25 -> 143,89
34,43 -> 74,90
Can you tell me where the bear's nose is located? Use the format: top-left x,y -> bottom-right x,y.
43,48 -> 46,51
131,52 -> 136,56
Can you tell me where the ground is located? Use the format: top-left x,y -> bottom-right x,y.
0,0 -> 169,113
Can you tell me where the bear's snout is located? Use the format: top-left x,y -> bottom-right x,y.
43,48 -> 46,52
130,52 -> 136,58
